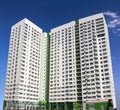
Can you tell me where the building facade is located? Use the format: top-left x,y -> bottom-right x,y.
49,21 -> 79,110
78,13 -> 116,110
4,18 -> 49,109
49,13 -> 116,110
4,13 -> 117,110
39,32 -> 50,103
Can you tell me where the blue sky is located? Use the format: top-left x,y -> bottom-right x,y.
0,0 -> 120,109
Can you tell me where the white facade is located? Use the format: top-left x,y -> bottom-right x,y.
78,13 -> 116,109
49,13 -> 116,109
49,21 -> 78,102
4,18 -> 43,107
4,13 -> 117,109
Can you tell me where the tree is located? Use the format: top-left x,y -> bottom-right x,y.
107,99 -> 113,110
38,101 -> 47,110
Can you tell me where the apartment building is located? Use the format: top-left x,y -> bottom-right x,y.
4,13 -> 117,110
4,18 -> 46,109
49,21 -> 78,110
78,13 -> 116,110
49,13 -> 116,110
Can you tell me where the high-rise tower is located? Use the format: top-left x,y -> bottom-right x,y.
49,13 -> 116,110
4,18 -> 44,109
49,21 -> 78,109
77,13 -> 116,110
4,13 -> 117,110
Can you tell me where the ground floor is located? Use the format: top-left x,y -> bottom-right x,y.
86,100 -> 113,110
3,101 -> 38,110
3,99 -> 115,110
49,102 -> 82,110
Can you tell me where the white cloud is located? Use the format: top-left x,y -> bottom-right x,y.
116,28 -> 120,31
108,19 -> 120,28
104,11 -> 120,28
104,11 -> 120,36
104,11 -> 118,18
